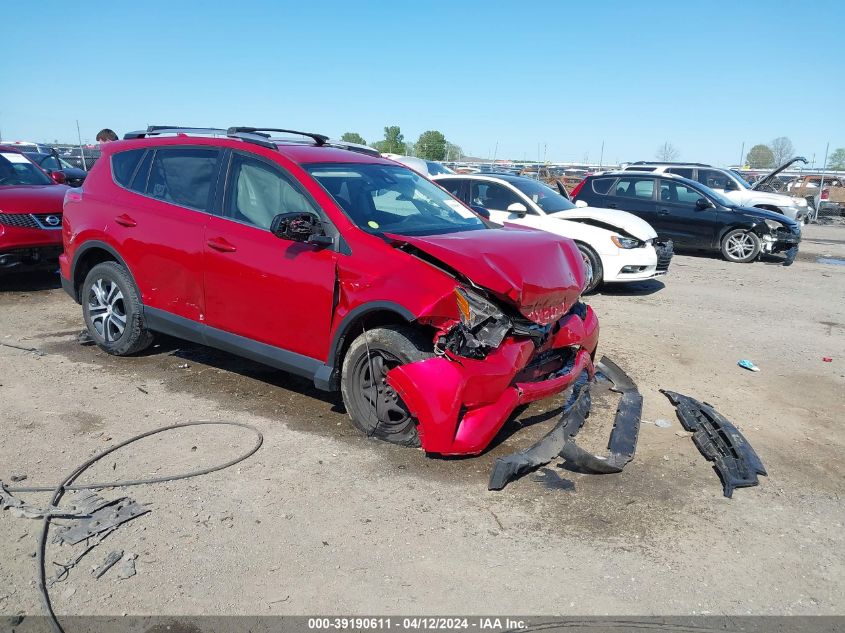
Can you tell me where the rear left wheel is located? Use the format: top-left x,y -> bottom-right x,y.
340,326 -> 433,447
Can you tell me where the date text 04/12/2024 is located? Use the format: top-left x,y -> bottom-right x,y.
307,618 -> 528,630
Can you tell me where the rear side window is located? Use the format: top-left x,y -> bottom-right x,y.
697,169 -> 732,189
111,149 -> 145,187
147,148 -> 219,211
437,178 -> 464,198
614,177 -> 655,199
666,167 -> 694,179
129,150 -> 153,192
591,177 -> 615,194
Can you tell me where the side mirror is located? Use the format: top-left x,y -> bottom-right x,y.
695,197 -> 714,210
470,205 -> 491,219
50,170 -> 67,184
507,202 -> 528,217
270,212 -> 332,245
574,200 -> 588,208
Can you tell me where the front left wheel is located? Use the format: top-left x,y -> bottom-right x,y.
720,229 -> 761,263
82,261 -> 154,356
340,325 -> 433,447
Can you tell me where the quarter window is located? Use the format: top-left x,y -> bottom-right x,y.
226,153 -> 315,229
111,149 -> 145,187
614,177 -> 655,200
146,148 -> 219,211
591,177 -> 615,194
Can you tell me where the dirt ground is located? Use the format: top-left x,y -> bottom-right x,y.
1,224 -> 843,618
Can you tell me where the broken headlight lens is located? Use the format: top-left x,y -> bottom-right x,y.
611,235 -> 641,249
764,219 -> 783,230
454,287 -> 503,329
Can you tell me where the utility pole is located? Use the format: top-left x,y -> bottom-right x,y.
599,140 -> 605,169
739,142 -> 745,167
76,120 -> 87,170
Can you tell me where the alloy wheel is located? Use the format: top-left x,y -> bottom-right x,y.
87,278 -> 127,342
725,232 -> 756,260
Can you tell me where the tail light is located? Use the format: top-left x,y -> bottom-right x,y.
569,178 -> 587,200
821,188 -> 829,200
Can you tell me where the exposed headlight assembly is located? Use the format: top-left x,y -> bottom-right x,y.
764,219 -> 783,230
611,235 -> 641,249
442,288 -> 512,359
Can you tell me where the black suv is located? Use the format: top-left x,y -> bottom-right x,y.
571,171 -> 800,265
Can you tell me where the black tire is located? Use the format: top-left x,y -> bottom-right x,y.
576,243 -> 603,293
720,229 -> 761,263
340,325 -> 433,447
81,261 -> 153,356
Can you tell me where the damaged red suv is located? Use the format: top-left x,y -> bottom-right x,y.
60,127 -> 599,455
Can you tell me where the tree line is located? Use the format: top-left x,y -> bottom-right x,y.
339,127 -> 463,161
745,137 -> 845,170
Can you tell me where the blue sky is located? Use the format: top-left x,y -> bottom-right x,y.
1,1 -> 842,166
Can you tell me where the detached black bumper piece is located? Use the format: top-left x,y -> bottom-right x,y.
655,239 -> 674,273
488,356 -> 642,490
661,390 -> 767,498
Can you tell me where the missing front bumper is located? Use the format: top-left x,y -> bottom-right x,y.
488,356 -> 642,490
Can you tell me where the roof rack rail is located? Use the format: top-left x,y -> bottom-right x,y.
630,160 -> 711,167
123,126 -> 227,140
226,127 -> 329,146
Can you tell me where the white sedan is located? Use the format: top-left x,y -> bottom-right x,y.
432,173 -> 672,292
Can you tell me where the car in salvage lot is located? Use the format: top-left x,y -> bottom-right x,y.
571,171 -> 801,264
433,172 -> 672,293
0,145 -> 68,273
60,126 -> 600,456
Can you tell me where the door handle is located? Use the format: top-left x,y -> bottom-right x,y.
206,237 -> 237,253
607,203 -> 618,209
114,214 -> 137,227
658,209 -> 670,215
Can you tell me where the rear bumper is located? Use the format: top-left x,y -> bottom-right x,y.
387,305 -> 600,456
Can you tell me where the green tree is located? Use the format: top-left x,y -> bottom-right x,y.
340,132 -> 367,145
746,144 -> 774,168
372,126 -> 406,154
445,142 -> 463,160
828,148 -> 845,170
415,130 -> 447,161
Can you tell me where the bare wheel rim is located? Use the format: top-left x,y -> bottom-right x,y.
726,232 -> 755,259
580,250 -> 594,286
87,278 -> 127,342
352,349 -> 411,433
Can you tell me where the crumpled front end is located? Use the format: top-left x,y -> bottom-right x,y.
386,301 -> 599,456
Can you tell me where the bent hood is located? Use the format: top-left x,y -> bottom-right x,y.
386,227 -> 585,325
548,207 -> 657,241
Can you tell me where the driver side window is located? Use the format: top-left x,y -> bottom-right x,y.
470,182 -> 523,211
226,153 -> 315,229
659,181 -> 705,205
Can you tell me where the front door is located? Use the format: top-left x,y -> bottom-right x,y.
469,180 -> 530,224
203,151 -> 337,362
656,179 -> 719,248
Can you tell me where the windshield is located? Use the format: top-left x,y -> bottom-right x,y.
511,178 -> 576,213
426,161 -> 453,176
729,170 -> 751,189
0,152 -> 52,186
306,163 -> 486,237
695,180 -> 736,207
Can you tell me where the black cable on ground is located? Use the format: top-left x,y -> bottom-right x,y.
6,420 -> 263,633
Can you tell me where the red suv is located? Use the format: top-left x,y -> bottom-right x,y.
0,146 -> 68,273
61,126 -> 599,456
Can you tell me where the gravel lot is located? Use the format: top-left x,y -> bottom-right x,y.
1,224 -> 843,618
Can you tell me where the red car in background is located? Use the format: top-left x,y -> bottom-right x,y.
60,127 -> 598,456
0,146 -> 68,273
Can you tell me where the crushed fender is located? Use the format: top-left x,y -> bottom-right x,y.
661,390 -> 767,498
488,356 -> 641,490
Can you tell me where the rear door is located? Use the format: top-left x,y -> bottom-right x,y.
202,150 -> 337,362
603,176 -> 661,227
110,146 -> 221,323
655,179 -> 720,247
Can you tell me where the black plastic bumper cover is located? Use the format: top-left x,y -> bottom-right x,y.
661,390 -> 767,498
488,356 -> 642,490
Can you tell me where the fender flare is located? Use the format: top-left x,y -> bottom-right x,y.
69,240 -> 135,300
326,301 -> 417,369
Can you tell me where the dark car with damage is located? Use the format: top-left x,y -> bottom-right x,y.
571,171 -> 801,264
